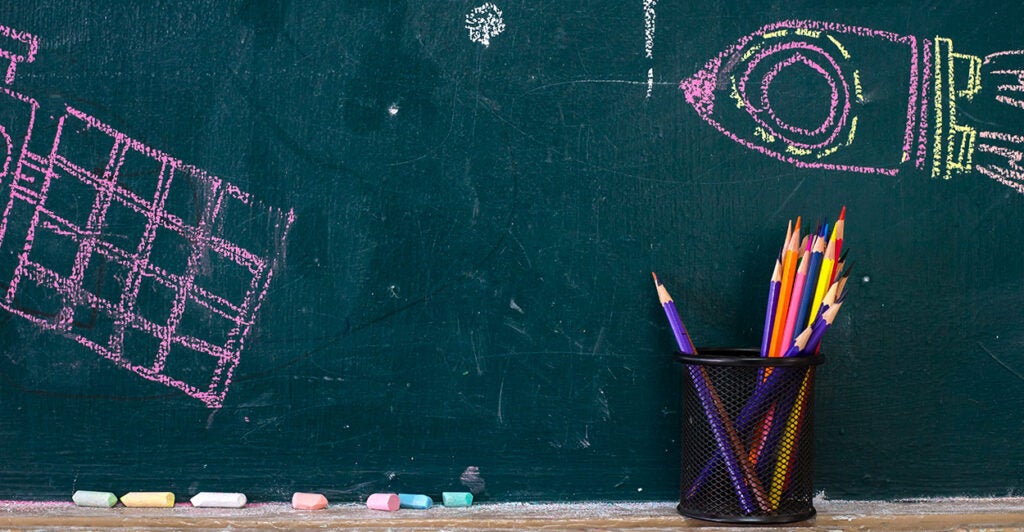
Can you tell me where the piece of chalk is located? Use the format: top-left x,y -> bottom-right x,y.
120,492 -> 175,508
442,492 -> 473,507
292,492 -> 328,510
190,492 -> 247,508
72,490 -> 118,508
366,492 -> 400,511
398,493 -> 433,509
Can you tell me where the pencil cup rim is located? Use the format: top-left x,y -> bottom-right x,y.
674,348 -> 824,368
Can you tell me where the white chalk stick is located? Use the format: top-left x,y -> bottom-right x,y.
190,492 -> 247,508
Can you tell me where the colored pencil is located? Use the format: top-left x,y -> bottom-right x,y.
768,219 -> 801,358
803,302 -> 842,355
652,273 -> 696,354
807,237 -> 836,327
687,327 -> 813,499
832,206 -> 845,262
759,258 -> 782,359
778,247 -> 810,356
794,234 -> 824,332
771,303 -> 845,504
653,275 -> 769,513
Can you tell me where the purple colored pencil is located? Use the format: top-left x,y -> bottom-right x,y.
759,258 -> 782,358
653,274 -> 766,513
801,303 -> 842,355
686,329 -> 812,499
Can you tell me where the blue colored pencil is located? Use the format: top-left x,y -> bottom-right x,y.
794,235 -> 824,333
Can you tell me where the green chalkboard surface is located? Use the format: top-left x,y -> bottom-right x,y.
0,1 -> 1022,502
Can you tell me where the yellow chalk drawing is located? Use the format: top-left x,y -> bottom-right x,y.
763,29 -> 789,40
846,116 -> 858,146
827,35 -> 850,59
786,145 -> 812,156
932,37 -> 981,179
754,126 -> 776,143
742,43 -> 763,61
795,28 -> 821,39
853,70 -> 864,103
817,145 -> 840,158
729,75 -> 744,108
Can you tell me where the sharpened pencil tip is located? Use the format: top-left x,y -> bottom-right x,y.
839,205 -> 846,221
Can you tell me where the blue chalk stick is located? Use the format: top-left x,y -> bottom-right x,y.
398,493 -> 433,509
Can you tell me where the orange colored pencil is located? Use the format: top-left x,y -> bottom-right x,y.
768,218 -> 800,358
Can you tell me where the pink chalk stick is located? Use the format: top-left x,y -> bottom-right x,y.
291,492 -> 328,510
366,493 -> 400,512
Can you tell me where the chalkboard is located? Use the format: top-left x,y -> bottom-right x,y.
0,1 -> 1022,502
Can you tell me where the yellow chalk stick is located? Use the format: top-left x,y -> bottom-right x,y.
120,492 -> 175,508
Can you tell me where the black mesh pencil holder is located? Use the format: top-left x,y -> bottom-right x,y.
675,348 -> 824,524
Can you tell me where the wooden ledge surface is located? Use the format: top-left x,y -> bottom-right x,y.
2,498 -> 1024,530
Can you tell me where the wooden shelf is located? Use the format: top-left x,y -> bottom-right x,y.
3,498 -> 1024,530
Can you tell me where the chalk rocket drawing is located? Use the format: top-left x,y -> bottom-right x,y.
0,24 -> 294,408
681,20 -> 1024,194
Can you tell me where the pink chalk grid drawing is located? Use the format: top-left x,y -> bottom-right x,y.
0,24 -> 294,408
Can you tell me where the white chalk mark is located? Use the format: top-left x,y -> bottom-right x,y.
387,103 -> 399,116
466,3 -> 505,48
643,0 -> 657,99
643,0 -> 657,59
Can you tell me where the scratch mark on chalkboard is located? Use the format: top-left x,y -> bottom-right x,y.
978,342 -> 1024,384
470,330 -> 483,376
770,178 -> 806,219
525,79 -> 675,95
496,372 -> 505,423
0,24 -> 295,408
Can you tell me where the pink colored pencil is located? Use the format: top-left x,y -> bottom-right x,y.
778,245 -> 810,354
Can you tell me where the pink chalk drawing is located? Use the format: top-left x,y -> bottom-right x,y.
0,24 -> 294,408
680,20 -> 1024,194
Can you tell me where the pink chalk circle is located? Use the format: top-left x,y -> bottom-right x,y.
366,492 -> 400,511
738,40 -> 851,150
291,492 -> 328,510
760,52 -> 840,137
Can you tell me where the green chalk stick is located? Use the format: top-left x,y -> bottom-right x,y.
72,490 -> 118,508
442,492 -> 473,507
